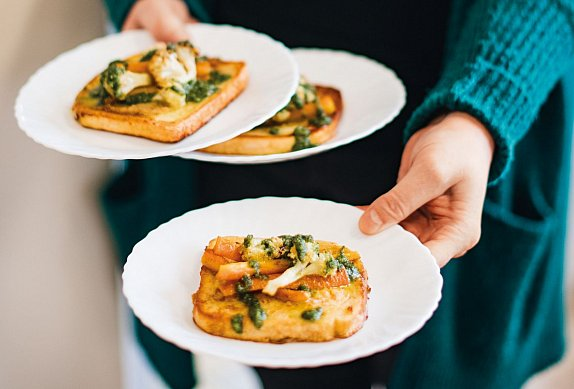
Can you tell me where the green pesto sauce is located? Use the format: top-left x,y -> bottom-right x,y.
338,248 -> 361,281
248,259 -> 261,277
292,126 -> 315,152
122,92 -> 156,105
139,49 -> 156,62
231,314 -> 244,334
321,248 -> 360,281
291,93 -> 304,109
209,70 -> 231,85
277,234 -> 315,261
268,127 -> 280,135
293,234 -> 309,261
324,255 -> 340,275
310,107 -> 333,127
236,274 -> 253,294
235,275 -> 266,329
88,85 -> 109,106
100,60 -> 128,100
88,85 -> 105,99
180,70 -> 231,104
301,307 -> 323,321
261,239 -> 277,257
243,234 -> 254,248
297,284 -> 311,292
184,79 -> 218,103
241,292 -> 267,329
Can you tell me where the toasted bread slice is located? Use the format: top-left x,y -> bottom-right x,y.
192,235 -> 369,343
72,48 -> 248,143
200,85 -> 342,155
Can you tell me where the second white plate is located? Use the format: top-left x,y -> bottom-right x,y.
15,24 -> 298,159
178,48 -> 406,164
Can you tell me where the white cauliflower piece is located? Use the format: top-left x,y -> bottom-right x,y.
262,238 -> 328,296
155,87 -> 186,108
100,61 -> 153,100
148,42 -> 197,89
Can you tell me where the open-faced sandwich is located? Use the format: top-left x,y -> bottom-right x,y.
72,40 -> 248,143
192,234 -> 368,343
200,77 -> 342,155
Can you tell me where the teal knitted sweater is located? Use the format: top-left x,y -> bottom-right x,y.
102,1 -> 574,388
405,0 -> 574,186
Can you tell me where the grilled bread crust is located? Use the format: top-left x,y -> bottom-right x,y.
192,243 -> 368,343
200,86 -> 342,155
72,60 -> 248,143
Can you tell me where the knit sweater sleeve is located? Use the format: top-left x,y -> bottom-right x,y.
405,0 -> 574,184
102,0 -> 212,31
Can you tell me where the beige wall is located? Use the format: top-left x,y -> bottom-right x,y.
0,1 -> 120,388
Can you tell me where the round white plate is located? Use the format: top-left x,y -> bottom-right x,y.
14,24 -> 298,159
177,48 -> 406,164
123,197 -> 442,368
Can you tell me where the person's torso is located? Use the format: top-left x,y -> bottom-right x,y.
194,0 -> 451,206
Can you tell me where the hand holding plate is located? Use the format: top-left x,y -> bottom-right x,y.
359,112 -> 495,267
123,0 -> 197,42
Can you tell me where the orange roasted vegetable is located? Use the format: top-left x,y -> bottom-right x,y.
215,260 -> 292,281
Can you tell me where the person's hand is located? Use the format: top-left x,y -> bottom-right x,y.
123,0 -> 197,42
359,112 -> 495,267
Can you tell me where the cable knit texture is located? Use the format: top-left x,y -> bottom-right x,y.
405,0 -> 574,184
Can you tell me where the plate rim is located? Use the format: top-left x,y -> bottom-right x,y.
14,23 -> 299,160
177,48 -> 407,164
122,196 -> 442,368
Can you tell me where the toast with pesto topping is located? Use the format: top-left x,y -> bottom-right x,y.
199,78 -> 342,155
192,234 -> 369,343
72,41 -> 248,143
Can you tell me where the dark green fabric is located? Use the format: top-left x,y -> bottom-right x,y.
405,0 -> 574,185
392,1 -> 574,387
391,78 -> 573,388
100,1 -> 210,386
101,158 -> 197,389
100,0 -> 574,388
102,0 -> 134,31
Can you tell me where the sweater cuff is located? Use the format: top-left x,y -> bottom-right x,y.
404,62 -> 525,185
404,0 -> 574,186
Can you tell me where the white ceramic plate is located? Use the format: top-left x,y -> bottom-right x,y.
123,197 -> 442,368
14,24 -> 298,159
178,48 -> 406,164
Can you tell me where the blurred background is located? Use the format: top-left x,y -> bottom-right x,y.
0,1 -> 573,388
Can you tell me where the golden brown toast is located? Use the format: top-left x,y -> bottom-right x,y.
72,44 -> 248,143
192,235 -> 369,343
200,85 -> 342,155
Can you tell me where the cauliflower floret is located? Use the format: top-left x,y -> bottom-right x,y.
272,108 -> 291,122
262,235 -> 325,296
148,41 -> 197,89
262,255 -> 328,296
242,236 -> 283,262
155,87 -> 186,108
100,60 -> 152,100
291,77 -> 317,109
175,44 -> 197,75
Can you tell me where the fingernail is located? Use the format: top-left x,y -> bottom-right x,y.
369,209 -> 382,228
